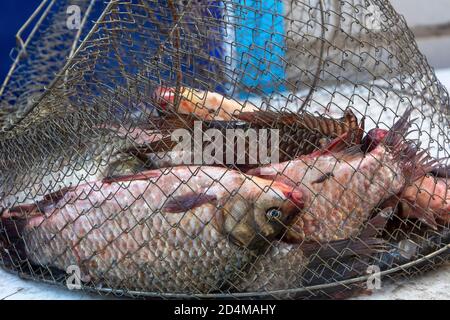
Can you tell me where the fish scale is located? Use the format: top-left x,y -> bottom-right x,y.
248,108 -> 434,243
1,166 -> 303,293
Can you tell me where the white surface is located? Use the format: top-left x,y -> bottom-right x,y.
1,69 -> 450,300
0,270 -> 104,300
356,263 -> 450,300
417,37 -> 450,69
391,0 -> 450,68
391,0 -> 450,27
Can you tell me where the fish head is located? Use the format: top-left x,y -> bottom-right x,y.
223,177 -> 304,251
153,86 -> 230,120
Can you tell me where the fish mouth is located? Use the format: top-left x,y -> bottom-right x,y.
272,182 -> 304,211
227,228 -> 271,252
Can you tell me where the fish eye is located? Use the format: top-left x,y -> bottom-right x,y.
266,208 -> 282,220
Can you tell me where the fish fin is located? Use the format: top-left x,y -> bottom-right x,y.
352,116 -> 365,145
300,235 -> 385,288
2,204 -> 40,219
382,108 -> 443,182
384,107 -> 414,146
103,170 -> 163,183
236,109 -> 358,132
401,148 -> 441,183
417,210 -> 439,230
309,132 -> 353,157
298,208 -> 390,287
360,207 -> 394,238
311,172 -> 334,184
300,234 -> 386,288
42,186 -> 74,204
235,110 -> 281,126
343,108 -> 359,126
300,235 -> 385,260
402,201 -> 439,230
162,193 -> 217,213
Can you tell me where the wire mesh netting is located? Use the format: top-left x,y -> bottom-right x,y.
0,0 -> 449,299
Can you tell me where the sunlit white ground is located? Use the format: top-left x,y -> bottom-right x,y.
1,69 -> 450,300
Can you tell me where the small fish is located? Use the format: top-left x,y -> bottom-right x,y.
153,86 -> 258,120
247,108 -> 437,243
122,108 -> 362,169
0,166 -> 304,293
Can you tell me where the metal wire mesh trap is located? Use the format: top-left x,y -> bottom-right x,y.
0,0 -> 449,299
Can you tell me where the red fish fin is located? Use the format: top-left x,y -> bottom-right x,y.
162,193 -> 217,213
103,170 -> 163,183
401,149 -> 441,183
381,108 -> 444,182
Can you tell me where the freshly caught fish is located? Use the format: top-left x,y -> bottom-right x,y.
0,166 -> 304,293
247,108 -> 436,243
153,86 -> 258,120
123,108 -> 362,170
